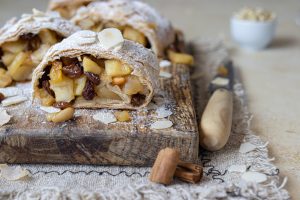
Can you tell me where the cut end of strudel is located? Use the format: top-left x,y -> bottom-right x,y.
32,29 -> 159,109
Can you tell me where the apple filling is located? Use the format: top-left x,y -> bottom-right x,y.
55,4 -> 89,19
0,29 -> 63,87
37,55 -> 148,107
76,19 -> 150,48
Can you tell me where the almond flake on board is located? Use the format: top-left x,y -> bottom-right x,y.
39,106 -> 61,113
0,110 -> 11,126
159,71 -> 172,78
1,95 -> 28,107
98,28 -> 124,50
0,164 -> 30,181
228,164 -> 247,173
0,87 -> 21,97
239,142 -> 257,153
159,60 -> 172,68
93,111 -> 117,125
156,106 -> 172,118
241,171 -> 267,183
150,120 -> 173,130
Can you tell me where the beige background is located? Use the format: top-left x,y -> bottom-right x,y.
0,0 -> 299,198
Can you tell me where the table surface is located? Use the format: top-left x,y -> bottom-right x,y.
1,0 -> 299,198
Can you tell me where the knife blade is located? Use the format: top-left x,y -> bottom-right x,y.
199,61 -> 234,151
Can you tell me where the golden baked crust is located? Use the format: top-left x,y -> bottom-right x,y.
71,0 -> 176,57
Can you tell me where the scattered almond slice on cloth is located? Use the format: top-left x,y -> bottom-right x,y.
0,87 -> 22,97
93,111 -> 117,125
241,171 -> 267,183
98,28 -> 124,50
150,119 -> 173,130
0,109 -> 11,126
1,95 -> 28,107
239,142 -> 257,153
159,60 -> 172,68
228,164 -> 247,173
211,77 -> 229,87
159,71 -> 172,78
0,164 -> 30,181
156,106 -> 172,118
39,106 -> 61,113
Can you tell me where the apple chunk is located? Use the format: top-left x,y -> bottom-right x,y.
50,76 -> 75,103
123,27 -> 147,46
1,40 -> 27,53
123,76 -> 143,95
105,60 -> 132,77
74,76 -> 87,96
82,56 -> 103,75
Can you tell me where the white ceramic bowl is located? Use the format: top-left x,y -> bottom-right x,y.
230,17 -> 277,50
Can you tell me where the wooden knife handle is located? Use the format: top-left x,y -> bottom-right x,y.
200,89 -> 233,151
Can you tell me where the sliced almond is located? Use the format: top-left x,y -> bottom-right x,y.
98,28 -> 124,50
156,106 -> 172,119
0,87 -> 20,97
0,109 -> 11,126
239,142 -> 257,153
0,164 -> 30,181
159,60 -> 172,68
93,111 -> 117,125
40,106 -> 61,114
1,95 -> 27,107
241,171 -> 267,183
159,71 -> 172,78
150,120 -> 173,130
211,77 -> 229,87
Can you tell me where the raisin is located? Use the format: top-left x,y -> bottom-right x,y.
38,66 -> 51,88
82,80 -> 95,100
42,80 -> 55,97
61,57 -> 78,66
53,101 -> 72,109
0,92 -> 5,103
20,33 -> 41,51
62,62 -> 83,79
20,33 -> 35,40
85,72 -> 100,85
131,93 -> 145,107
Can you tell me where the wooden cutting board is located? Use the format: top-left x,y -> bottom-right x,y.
0,63 -> 199,166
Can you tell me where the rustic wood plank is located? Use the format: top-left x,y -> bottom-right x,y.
0,63 -> 198,166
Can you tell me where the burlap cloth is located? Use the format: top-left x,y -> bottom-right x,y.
0,39 -> 290,200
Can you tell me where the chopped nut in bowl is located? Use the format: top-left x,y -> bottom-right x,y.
231,7 -> 277,50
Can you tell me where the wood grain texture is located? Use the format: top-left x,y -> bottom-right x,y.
0,64 -> 198,166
